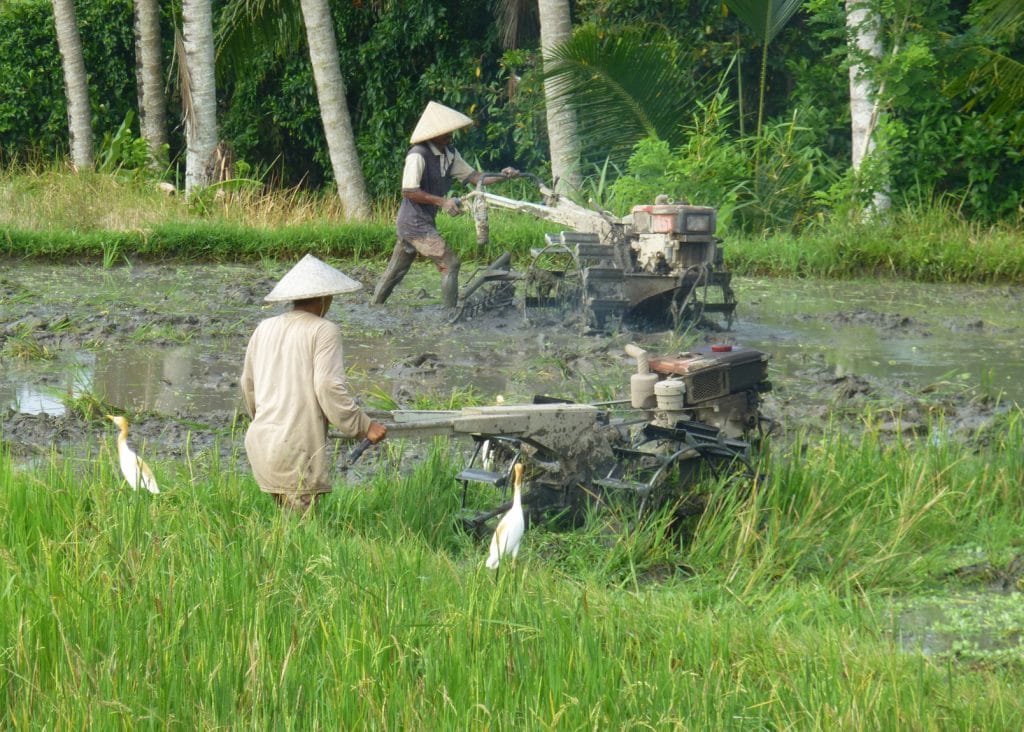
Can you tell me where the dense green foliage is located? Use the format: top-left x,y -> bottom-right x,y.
559,1 -> 1024,226
1,411 -> 1023,725
0,0 -> 136,161
0,0 -> 1021,228
803,0 -> 1024,222
219,0 -> 550,199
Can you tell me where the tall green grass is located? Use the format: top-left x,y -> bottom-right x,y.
0,169 -> 555,265
4,169 -> 1021,282
690,411 -> 1024,595
2,411 -> 1023,727
728,202 -> 1024,283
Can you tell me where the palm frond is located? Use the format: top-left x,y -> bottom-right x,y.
216,0 -> 305,82
542,25 -> 712,166
725,0 -> 803,45
945,48 -> 1024,119
969,0 -> 1024,37
943,0 -> 1024,125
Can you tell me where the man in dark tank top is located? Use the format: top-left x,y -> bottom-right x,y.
372,101 -> 518,309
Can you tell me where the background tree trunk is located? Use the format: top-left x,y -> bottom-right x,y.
181,0 -> 217,194
299,0 -> 370,219
847,0 -> 891,212
51,0 -> 93,169
538,0 -> 581,193
134,0 -> 168,167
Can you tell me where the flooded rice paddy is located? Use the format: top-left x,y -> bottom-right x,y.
2,258 -> 1023,656
2,260 -> 1020,437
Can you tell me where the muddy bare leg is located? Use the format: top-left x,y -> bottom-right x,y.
440,251 -> 461,309
373,240 -> 417,304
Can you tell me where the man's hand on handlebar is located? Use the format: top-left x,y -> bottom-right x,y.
366,421 -> 387,444
441,197 -> 462,216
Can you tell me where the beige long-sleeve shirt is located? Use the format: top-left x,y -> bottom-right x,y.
241,309 -> 372,495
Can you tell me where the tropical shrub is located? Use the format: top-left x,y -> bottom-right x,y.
607,96 -> 837,234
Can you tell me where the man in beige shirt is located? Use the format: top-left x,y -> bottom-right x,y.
241,254 -> 387,513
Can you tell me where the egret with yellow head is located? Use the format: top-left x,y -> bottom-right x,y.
486,462 -> 525,569
106,414 -> 160,494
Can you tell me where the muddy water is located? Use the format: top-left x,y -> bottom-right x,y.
891,590 -> 1024,659
734,277 -> 1024,401
1,260 -> 1022,460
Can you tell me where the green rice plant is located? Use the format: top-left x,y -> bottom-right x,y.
409,386 -> 486,411
45,314 -> 73,333
0,330 -> 53,360
128,321 -> 192,344
59,389 -> 115,421
689,409 -> 1024,597
361,384 -> 398,411
2,431 -> 1024,728
100,237 -> 124,269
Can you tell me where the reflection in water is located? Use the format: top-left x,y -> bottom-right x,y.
4,347 -> 245,417
11,384 -> 67,416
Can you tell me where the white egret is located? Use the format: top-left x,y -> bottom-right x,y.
486,462 -> 524,569
105,415 -> 160,494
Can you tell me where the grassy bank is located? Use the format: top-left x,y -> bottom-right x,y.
2,170 -> 1023,284
2,410 -> 1023,727
729,203 -> 1024,284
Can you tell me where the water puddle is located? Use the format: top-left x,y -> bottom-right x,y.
2,344 -> 244,416
890,592 -> 1024,660
730,278 -> 1024,403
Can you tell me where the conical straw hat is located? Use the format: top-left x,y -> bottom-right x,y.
264,254 -> 363,302
410,101 -> 473,144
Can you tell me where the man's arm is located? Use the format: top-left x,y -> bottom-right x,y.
465,167 -> 520,186
312,322 -> 382,440
402,150 -> 461,215
404,187 -> 460,216
240,335 -> 257,418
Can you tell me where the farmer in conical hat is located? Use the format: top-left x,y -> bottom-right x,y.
372,101 -> 519,309
241,254 -> 387,514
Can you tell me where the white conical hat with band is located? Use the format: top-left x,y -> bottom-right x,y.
264,254 -> 363,302
410,101 -> 473,144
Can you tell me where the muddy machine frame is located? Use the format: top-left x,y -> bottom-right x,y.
349,344 -> 771,534
452,175 -> 738,332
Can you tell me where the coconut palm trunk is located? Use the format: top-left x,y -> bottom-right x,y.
846,0 -> 891,212
538,0 -> 581,193
51,0 -> 93,169
134,0 -> 168,166
181,0 -> 218,194
298,0 -> 370,219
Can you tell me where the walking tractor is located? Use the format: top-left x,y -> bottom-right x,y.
452,174 -> 738,332
348,343 -> 772,536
